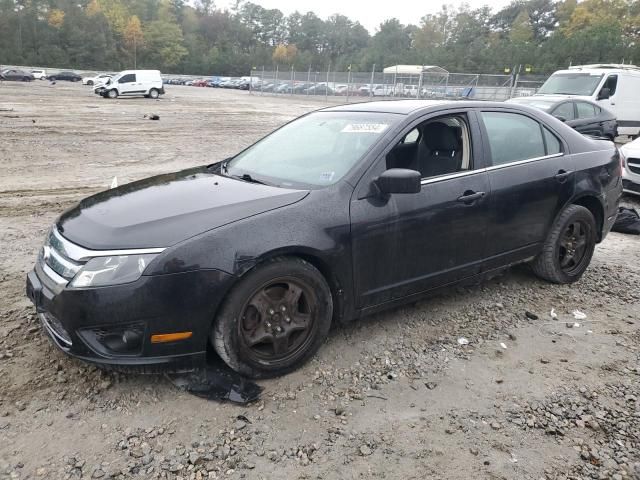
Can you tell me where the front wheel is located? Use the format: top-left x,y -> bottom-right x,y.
106,89 -> 118,99
532,205 -> 597,284
148,88 -> 159,99
87,80 -> 94,86
212,257 -> 333,378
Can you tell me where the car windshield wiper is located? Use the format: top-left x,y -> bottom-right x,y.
232,173 -> 269,185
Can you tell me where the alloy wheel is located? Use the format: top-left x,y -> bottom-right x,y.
558,220 -> 589,274
238,277 -> 316,365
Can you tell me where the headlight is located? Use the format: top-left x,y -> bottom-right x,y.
69,254 -> 158,288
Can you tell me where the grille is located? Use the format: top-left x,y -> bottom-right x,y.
40,229 -> 84,281
627,158 -> 640,176
40,312 -> 72,347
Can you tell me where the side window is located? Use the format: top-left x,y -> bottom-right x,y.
119,74 -> 136,83
603,75 -> 618,96
576,102 -> 596,118
551,102 -> 575,120
543,127 -> 562,155
481,112 -> 546,165
385,114 -> 472,178
403,128 -> 419,144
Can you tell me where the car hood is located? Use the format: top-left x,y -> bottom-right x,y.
57,167 -> 309,250
621,138 -> 640,157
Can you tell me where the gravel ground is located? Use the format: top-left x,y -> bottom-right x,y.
0,82 -> 639,480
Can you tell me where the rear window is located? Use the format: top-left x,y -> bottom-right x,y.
543,127 -> 562,155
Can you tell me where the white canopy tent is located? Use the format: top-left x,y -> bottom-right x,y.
382,65 -> 449,75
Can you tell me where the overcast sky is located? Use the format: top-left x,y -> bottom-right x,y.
217,0 -> 513,33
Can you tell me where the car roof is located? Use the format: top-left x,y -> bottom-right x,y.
322,100 -> 509,115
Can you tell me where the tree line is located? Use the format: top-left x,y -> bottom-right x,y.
1,0 -> 640,76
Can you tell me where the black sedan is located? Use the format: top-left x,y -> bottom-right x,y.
0,69 -> 35,81
49,71 -> 82,82
507,96 -> 618,140
26,101 -> 622,378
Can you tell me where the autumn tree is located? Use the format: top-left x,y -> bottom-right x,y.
124,15 -> 143,67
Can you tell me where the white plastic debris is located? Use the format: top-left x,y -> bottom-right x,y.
572,310 -> 587,320
550,308 -> 558,320
110,176 -> 118,189
457,337 -> 469,346
500,342 -> 508,349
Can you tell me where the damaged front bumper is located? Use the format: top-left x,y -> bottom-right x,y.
26,263 -> 234,373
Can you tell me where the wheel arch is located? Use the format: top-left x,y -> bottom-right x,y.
234,247 -> 347,325
570,194 -> 605,242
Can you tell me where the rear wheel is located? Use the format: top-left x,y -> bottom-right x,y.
87,80 -> 94,86
148,88 -> 159,99
532,205 -> 597,284
212,257 -> 332,378
106,89 -> 118,99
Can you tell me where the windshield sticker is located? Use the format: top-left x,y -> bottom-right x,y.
341,123 -> 389,133
319,171 -> 335,182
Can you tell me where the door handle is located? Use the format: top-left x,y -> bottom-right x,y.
554,170 -> 573,183
457,191 -> 485,204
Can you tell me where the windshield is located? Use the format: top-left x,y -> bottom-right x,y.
537,73 -> 604,96
226,111 -> 401,188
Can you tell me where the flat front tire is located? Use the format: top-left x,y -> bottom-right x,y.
532,205 -> 597,284
212,257 -> 333,378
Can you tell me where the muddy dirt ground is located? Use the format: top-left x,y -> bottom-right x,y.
0,82 -> 638,480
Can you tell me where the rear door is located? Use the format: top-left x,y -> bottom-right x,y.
478,110 -> 576,269
572,102 -> 601,136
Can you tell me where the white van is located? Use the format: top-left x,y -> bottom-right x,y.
531,64 -> 640,137
95,70 -> 164,99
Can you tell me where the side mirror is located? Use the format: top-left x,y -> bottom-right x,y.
598,87 -> 611,100
375,169 -> 421,195
554,115 -> 567,123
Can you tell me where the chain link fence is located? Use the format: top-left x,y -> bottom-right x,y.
249,67 -> 547,102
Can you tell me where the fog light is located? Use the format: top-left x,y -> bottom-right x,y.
101,329 -> 143,353
78,324 -> 145,356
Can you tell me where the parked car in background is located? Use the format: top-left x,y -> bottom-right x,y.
621,137 -> 640,195
0,69 -> 35,81
95,70 -> 164,99
333,84 -> 349,95
31,69 -> 47,80
533,64 -> 640,138
305,84 -> 333,95
275,82 -> 292,93
26,100 -> 622,378
192,79 -> 208,87
49,71 -> 82,82
507,97 -> 618,140
82,73 -> 112,86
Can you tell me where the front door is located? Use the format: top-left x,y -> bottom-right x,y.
350,112 -> 491,309
117,73 -> 138,95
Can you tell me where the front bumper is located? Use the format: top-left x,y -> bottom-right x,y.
26,266 -> 235,372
